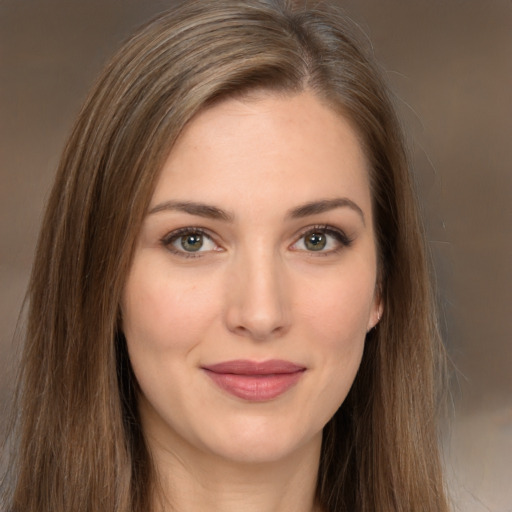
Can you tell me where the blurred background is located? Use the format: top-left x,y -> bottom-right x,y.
1,0 -> 510,510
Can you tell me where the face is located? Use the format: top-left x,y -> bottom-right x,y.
121,92 -> 382,465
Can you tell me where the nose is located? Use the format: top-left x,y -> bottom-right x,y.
224,249 -> 291,341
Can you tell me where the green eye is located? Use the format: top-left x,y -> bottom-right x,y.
163,228 -> 219,257
179,233 -> 204,252
291,226 -> 353,254
304,232 -> 327,251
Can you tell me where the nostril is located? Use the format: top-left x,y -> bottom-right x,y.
224,293 -> 290,341
228,314 -> 288,341
223,255 -> 290,341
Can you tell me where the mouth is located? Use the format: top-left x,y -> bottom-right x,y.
201,359 -> 306,402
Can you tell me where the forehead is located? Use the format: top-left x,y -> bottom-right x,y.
151,91 -> 372,217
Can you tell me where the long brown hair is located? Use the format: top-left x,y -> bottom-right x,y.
2,1 -> 449,510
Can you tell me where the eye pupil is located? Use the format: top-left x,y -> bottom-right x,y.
181,233 -> 203,251
305,232 -> 326,251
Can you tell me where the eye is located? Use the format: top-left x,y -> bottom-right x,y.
291,226 -> 352,253
303,232 -> 328,251
162,228 -> 220,256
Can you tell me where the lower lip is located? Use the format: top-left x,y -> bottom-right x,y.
203,370 -> 304,401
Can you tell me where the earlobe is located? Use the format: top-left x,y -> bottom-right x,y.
367,298 -> 383,333
375,307 -> 382,327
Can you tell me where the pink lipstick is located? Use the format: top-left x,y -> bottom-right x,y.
201,359 -> 305,401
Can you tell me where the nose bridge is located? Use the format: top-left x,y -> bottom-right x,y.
225,242 -> 289,340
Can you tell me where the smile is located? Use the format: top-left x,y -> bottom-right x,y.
201,360 -> 306,402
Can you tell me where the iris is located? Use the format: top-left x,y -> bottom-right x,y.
305,232 -> 326,251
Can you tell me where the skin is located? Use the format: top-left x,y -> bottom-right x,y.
121,91 -> 382,512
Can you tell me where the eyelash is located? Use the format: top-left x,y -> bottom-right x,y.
161,227 -> 217,259
292,224 -> 354,255
160,224 -> 353,258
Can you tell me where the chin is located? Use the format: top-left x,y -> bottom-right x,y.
197,417 -> 323,466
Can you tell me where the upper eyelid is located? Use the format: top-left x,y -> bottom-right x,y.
162,226 -> 214,243
161,227 -> 221,258
160,224 -> 351,250
293,224 -> 349,240
162,227 -> 216,247
290,224 -> 353,249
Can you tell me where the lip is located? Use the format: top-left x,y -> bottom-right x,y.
201,359 -> 306,402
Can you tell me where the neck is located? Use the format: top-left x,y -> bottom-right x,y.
149,432 -> 323,512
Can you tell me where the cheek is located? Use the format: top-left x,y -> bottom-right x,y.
120,262 -> 221,415
312,291 -> 367,382
300,267 -> 376,345
297,269 -> 374,412
121,259 -> 220,357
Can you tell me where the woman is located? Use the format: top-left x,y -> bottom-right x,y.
1,0 -> 449,510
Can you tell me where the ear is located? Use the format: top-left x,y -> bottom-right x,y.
366,288 -> 383,333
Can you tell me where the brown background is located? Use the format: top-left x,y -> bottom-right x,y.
1,1 -> 511,510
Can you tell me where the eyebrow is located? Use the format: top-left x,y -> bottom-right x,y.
287,198 -> 365,225
148,197 -> 365,224
148,201 -> 234,221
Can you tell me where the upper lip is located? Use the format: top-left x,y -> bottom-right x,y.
201,359 -> 306,375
